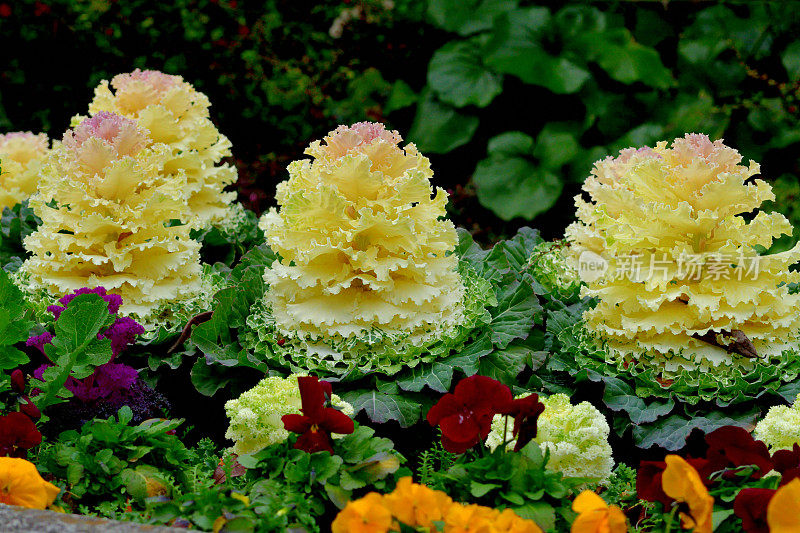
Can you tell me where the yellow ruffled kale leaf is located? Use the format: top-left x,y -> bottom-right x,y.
19,113 -> 203,328
247,122 -> 473,377
0,132 -> 50,209
87,69 -> 237,229
566,134 -> 800,382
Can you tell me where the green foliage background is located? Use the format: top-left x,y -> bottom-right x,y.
3,0 -> 800,242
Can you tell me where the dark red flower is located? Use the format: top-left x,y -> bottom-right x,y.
281,376 -> 353,454
505,394 -> 545,452
426,375 -> 512,454
0,4 -> 10,17
734,487 -> 775,533
18,398 -> 41,421
701,426 -> 773,481
0,412 -> 42,457
772,443 -> 800,485
637,460 -> 671,507
10,370 -> 25,394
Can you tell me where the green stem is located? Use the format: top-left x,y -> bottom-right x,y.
663,505 -> 679,533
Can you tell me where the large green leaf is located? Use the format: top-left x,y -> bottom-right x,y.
591,28 -> 673,88
600,375 -> 675,425
396,335 -> 492,393
408,92 -> 479,154
474,129 -> 575,221
428,38 -> 503,108
633,409 -> 759,450
0,269 -> 35,369
783,41 -> 800,81
341,389 -> 423,427
485,8 -> 590,94
427,0 -> 518,36
36,294 -> 113,411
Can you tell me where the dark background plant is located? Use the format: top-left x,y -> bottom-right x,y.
4,1 -> 800,245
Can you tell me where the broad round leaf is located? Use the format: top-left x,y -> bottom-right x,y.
408,92 -> 479,153
427,0 -> 518,36
485,8 -> 590,94
474,156 -> 563,220
428,40 -> 503,108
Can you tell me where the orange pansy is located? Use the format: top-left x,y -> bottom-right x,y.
661,455 -> 714,533
0,457 -> 60,509
767,478 -> 800,533
571,490 -> 627,533
383,476 -> 453,528
331,492 -> 393,533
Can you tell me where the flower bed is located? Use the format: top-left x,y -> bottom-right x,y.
2,68 -> 800,533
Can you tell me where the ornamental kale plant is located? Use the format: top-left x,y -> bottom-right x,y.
18,113 -> 204,326
567,134 -> 800,396
84,69 -> 240,231
247,121 -> 489,378
0,132 -> 49,210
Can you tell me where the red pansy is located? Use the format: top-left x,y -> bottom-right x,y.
772,443 -> 800,486
733,487 -> 775,533
0,412 -> 42,458
426,375 -> 512,454
505,394 -> 545,452
636,460 -> 671,507
701,426 -> 773,481
281,376 -> 353,454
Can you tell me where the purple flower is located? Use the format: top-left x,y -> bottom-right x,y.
103,317 -> 145,359
32,363 -> 139,402
26,332 -> 53,354
68,363 -> 139,402
47,287 -> 123,320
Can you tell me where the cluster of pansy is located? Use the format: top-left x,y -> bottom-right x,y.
426,375 -> 544,454
224,373 -> 353,455
247,121 -> 492,378
84,69 -> 239,230
485,393 -> 614,486
636,425 -> 800,532
19,113 -> 203,324
332,476 -> 543,533
566,134 -> 800,389
0,132 -> 49,209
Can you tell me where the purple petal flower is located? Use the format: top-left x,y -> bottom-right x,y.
49,287 -> 123,319
103,317 -> 145,359
26,333 -> 53,354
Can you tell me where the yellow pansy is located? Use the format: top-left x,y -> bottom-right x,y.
661,455 -> 713,533
0,457 -> 60,509
331,492 -> 393,533
767,478 -> 800,532
571,490 -> 627,533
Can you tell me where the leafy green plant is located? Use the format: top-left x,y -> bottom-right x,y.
0,268 -> 35,371
38,406 -> 195,507
423,441 -> 579,532
239,423 -> 403,506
